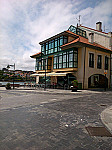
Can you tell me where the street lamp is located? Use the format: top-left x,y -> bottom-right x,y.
38,57 -> 47,91
104,70 -> 107,91
44,58 -> 47,91
7,63 -> 15,89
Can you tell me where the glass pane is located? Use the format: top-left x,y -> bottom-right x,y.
74,62 -> 78,67
53,64 -> 56,69
59,55 -> 62,63
51,40 -> 54,48
48,49 -> 51,54
54,47 -> 57,52
58,38 -> 60,46
46,43 -> 48,50
41,45 -> 44,52
64,37 -> 67,44
60,37 -> 63,46
59,63 -> 62,68
63,63 -> 66,68
63,54 -> 66,62
49,42 -> 51,49
74,53 -> 77,61
55,39 -> 57,47
54,57 -> 56,64
69,62 -> 73,68
69,53 -> 73,61
58,47 -> 60,51
51,48 -> 53,53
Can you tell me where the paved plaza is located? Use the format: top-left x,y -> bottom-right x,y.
0,88 -> 112,150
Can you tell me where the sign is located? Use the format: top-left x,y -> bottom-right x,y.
104,70 -> 107,74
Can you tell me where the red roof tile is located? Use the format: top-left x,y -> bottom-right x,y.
30,52 -> 41,58
65,30 -> 79,37
79,25 -> 108,35
62,34 -> 112,52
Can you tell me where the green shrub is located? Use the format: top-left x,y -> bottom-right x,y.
72,80 -> 78,88
5,83 -> 11,89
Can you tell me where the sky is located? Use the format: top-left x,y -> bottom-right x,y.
0,0 -> 112,71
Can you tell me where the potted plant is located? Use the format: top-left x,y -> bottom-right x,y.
5,83 -> 11,90
71,80 -> 78,92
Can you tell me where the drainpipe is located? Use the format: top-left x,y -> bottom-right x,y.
83,47 -> 86,89
110,53 -> 112,88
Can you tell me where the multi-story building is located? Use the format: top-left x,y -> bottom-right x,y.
31,22 -> 112,89
79,22 -> 112,87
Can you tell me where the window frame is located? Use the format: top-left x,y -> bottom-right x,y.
89,53 -> 94,68
105,56 -> 109,70
97,55 -> 102,69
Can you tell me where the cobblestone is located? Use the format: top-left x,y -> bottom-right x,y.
0,89 -> 112,150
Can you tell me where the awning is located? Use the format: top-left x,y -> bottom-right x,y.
30,72 -> 72,77
30,73 -> 48,77
48,72 -> 67,76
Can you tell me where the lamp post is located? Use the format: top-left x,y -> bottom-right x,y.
104,70 -> 107,91
7,63 -> 15,89
44,58 -> 47,91
38,57 -> 47,90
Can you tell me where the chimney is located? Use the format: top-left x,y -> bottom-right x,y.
89,33 -> 94,43
96,22 -> 102,31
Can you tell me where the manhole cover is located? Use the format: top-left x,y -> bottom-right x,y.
85,126 -> 112,137
100,104 -> 107,107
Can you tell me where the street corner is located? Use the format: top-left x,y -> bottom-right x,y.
101,105 -> 112,134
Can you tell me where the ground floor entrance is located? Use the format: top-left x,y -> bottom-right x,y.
88,74 -> 108,88
38,73 -> 77,89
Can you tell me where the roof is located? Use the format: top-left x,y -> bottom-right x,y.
79,25 -> 108,35
30,52 -> 41,58
39,31 -> 79,45
62,31 -> 112,52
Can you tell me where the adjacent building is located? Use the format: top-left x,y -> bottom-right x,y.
31,22 -> 112,89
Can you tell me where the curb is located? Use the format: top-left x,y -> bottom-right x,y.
100,105 -> 112,134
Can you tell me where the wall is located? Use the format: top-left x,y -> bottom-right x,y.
79,26 -> 112,49
84,47 -> 110,89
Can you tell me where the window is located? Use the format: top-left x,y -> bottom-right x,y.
74,53 -> 78,67
41,44 -> 45,55
63,52 -> 67,68
64,36 -> 68,44
54,39 -> 58,52
53,48 -> 78,69
105,56 -> 108,70
41,36 -> 68,55
97,55 -> 102,69
69,51 -> 73,68
60,36 -> 63,46
53,56 -> 57,69
59,54 -> 62,68
89,53 -> 94,68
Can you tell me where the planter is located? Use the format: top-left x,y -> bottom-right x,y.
5,83 -> 11,90
72,88 -> 77,92
6,87 -> 11,90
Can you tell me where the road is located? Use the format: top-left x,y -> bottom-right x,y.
0,89 -> 112,150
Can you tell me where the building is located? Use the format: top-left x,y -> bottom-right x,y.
78,22 -> 112,87
31,22 -> 112,89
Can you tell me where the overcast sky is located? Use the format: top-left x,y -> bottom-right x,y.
0,0 -> 112,71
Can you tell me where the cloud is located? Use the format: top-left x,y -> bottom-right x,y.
0,0 -> 111,71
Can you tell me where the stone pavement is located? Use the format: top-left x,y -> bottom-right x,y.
0,87 -> 112,150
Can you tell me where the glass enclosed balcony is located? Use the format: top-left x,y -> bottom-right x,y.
68,25 -> 86,38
